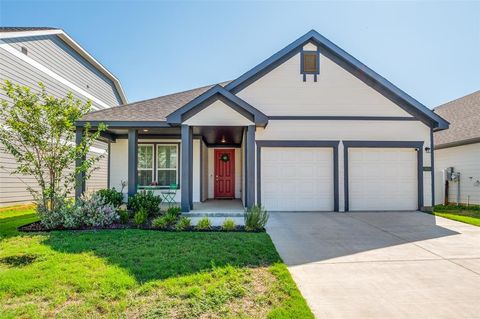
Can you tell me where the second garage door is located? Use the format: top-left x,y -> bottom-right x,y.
261,147 -> 334,211
348,148 -> 418,211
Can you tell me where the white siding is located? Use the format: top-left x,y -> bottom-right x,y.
435,143 -> 480,205
184,100 -> 253,126
237,51 -> 413,117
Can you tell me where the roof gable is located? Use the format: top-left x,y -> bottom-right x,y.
166,85 -> 268,126
225,30 -> 448,130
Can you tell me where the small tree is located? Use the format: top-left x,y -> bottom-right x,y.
0,81 -> 106,216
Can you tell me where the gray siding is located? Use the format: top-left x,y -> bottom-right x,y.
3,35 -> 122,106
0,35 -> 120,207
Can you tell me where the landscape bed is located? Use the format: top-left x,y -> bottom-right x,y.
18,220 -> 263,233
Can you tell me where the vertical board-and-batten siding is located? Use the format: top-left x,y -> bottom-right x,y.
0,34 -> 119,206
236,42 -> 432,209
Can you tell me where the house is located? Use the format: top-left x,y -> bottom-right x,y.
0,27 -> 127,207
434,91 -> 480,205
76,30 -> 448,212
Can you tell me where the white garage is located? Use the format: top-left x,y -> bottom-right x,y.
260,147 -> 335,211
348,148 -> 419,211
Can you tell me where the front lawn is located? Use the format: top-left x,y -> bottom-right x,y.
0,206 -> 312,318
433,204 -> 480,227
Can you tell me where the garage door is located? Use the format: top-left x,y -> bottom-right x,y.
261,148 -> 333,211
349,148 -> 418,211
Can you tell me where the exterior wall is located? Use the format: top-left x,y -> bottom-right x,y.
184,100 -> 254,126
110,138 -> 201,203
255,120 -> 432,211
0,34 -> 123,207
237,46 -> 413,117
435,143 -> 480,205
2,35 -> 122,106
207,147 -> 242,199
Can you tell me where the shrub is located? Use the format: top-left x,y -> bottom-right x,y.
244,205 -> 269,231
196,217 -> 212,230
176,217 -> 191,231
75,193 -> 119,227
166,206 -> 181,217
96,188 -> 123,207
128,190 -> 161,216
37,196 -> 78,229
152,216 -> 169,229
118,209 -> 129,224
222,218 -> 236,231
134,209 -> 148,226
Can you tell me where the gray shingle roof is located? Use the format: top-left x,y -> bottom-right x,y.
434,90 -> 480,147
0,27 -> 59,32
81,81 -> 231,122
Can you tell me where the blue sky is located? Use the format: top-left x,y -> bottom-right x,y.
1,1 -> 479,108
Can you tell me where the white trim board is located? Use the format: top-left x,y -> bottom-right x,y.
0,40 -> 109,110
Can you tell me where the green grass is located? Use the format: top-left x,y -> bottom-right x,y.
433,204 -> 480,227
0,206 -> 313,318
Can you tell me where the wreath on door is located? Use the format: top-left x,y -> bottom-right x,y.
220,153 -> 230,162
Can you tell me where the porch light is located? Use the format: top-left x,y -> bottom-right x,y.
221,136 -> 226,143
424,147 -> 431,153
143,129 -> 149,132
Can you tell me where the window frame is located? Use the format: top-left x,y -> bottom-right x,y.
156,143 -> 179,188
301,50 -> 320,75
137,144 -> 155,186
137,142 -> 181,189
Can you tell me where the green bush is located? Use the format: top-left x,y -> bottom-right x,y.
118,209 -> 129,224
244,205 -> 269,231
222,218 -> 236,231
175,217 -> 191,231
96,188 -> 123,207
133,209 -> 148,226
152,212 -> 178,229
128,190 -> 161,216
152,216 -> 169,229
196,217 -> 212,230
166,206 -> 181,217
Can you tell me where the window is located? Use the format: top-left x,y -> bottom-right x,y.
138,145 -> 154,186
302,52 -> 318,73
157,144 -> 178,187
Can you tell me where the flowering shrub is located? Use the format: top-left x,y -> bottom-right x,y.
37,196 -> 78,229
75,193 -> 119,227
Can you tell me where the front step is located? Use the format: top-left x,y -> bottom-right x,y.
182,211 -> 244,218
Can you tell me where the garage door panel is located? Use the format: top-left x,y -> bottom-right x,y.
349,148 -> 417,211
261,147 -> 333,211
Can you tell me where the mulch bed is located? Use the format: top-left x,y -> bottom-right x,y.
18,220 -> 264,233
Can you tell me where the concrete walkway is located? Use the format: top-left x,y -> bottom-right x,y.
267,212 -> 480,319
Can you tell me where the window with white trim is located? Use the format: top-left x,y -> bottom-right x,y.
157,144 -> 178,187
137,144 -> 154,186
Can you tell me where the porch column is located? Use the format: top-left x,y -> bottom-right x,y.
245,125 -> 256,208
75,126 -> 86,200
128,129 -> 138,197
181,124 -> 193,212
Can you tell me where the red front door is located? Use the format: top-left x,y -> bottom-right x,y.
214,149 -> 235,198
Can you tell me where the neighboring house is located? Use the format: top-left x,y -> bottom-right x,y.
0,27 -> 127,206
76,30 -> 448,212
434,91 -> 480,205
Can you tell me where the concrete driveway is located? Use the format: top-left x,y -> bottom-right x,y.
267,212 -> 480,319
